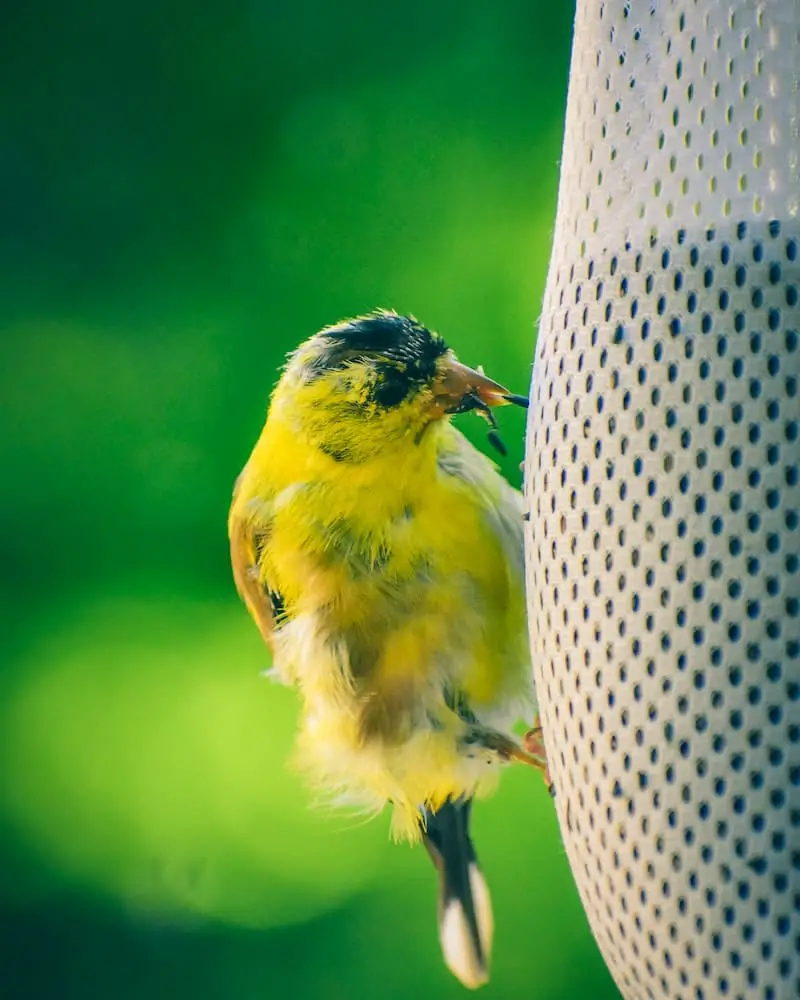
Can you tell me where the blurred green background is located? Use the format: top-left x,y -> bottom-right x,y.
0,2 -> 620,998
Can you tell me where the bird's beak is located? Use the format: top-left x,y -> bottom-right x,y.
432,356 -> 529,414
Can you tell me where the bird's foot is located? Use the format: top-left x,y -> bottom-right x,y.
522,716 -> 554,795
462,725 -> 548,775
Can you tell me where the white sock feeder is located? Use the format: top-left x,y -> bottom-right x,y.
524,2 -> 798,998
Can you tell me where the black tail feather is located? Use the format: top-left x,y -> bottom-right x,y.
422,798 -> 492,988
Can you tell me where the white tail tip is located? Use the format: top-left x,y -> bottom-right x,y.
438,864 -> 494,989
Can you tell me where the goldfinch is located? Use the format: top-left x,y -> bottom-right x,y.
229,311 -> 543,988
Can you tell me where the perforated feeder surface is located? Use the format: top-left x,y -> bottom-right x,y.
524,3 -> 798,999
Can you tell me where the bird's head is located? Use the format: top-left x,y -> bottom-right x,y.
272,310 -> 527,462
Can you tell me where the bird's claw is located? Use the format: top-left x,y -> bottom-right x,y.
463,726 -> 548,777
523,718 -> 554,795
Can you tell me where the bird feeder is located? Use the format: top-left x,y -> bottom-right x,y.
524,2 -> 798,997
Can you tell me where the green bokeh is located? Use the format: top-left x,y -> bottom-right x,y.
0,2 -> 620,997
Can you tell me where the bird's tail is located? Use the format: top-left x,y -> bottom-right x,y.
422,798 -> 493,989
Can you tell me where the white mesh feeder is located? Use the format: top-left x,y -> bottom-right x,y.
524,3 -> 798,999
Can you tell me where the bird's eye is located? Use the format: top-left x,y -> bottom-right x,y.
373,374 -> 410,408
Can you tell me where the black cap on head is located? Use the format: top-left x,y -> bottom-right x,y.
308,311 -> 449,407
320,310 -> 448,367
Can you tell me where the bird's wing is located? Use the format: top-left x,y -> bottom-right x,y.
229,471 -> 276,653
436,429 -> 525,583
437,428 -> 535,722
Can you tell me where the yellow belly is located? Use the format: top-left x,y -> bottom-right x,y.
242,420 -> 532,839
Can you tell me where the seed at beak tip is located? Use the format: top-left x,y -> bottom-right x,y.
502,393 -> 529,408
487,430 -> 507,457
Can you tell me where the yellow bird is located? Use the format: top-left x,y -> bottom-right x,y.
229,310 -> 544,988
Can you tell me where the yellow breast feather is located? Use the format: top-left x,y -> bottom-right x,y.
232,409 -> 533,839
